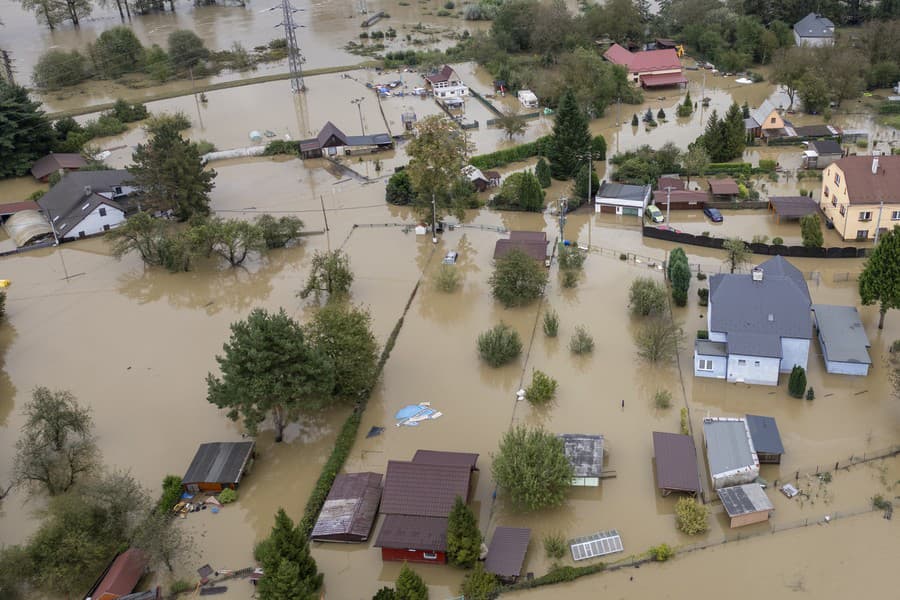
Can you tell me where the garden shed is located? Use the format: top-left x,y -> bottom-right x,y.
311,472 -> 383,542
708,178 -> 740,201
745,414 -> 784,464
181,441 -> 255,494
702,417 -> 759,489
717,483 -> 774,528
560,434 -> 604,486
484,527 -> 531,582
652,431 -> 702,496
812,304 -> 872,376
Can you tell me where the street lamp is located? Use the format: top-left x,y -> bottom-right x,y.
351,97 -> 366,135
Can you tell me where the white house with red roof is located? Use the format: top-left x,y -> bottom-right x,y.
423,65 -> 469,99
602,43 -> 686,88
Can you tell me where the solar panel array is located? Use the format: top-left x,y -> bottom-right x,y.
569,530 -> 623,561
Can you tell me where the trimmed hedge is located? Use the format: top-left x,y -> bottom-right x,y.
507,563 -> 606,591
263,140 -> 300,156
469,136 -> 552,170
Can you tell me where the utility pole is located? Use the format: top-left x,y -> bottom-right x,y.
558,196 -> 568,244
874,200 -> 884,244
616,96 -> 620,154
665,186 -> 675,225
45,208 -> 70,282
351,97 -> 365,134
274,0 -> 305,93
586,153 -> 593,250
431,193 -> 438,244
188,66 -> 204,129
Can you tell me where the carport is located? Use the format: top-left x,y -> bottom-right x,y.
768,196 -> 819,224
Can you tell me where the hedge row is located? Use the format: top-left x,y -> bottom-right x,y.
469,136 -> 552,170
506,563 -> 606,591
263,140 -> 300,156
298,290 -> 412,537
643,226 -> 867,258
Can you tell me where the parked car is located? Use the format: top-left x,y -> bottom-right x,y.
645,204 -> 664,223
703,207 -> 724,223
442,251 -> 458,265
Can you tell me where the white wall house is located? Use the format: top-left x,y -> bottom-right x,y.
793,12 -> 835,46
694,256 -> 812,386
56,200 -> 126,240
424,65 -> 469,99
37,170 -> 137,242
595,182 -> 652,216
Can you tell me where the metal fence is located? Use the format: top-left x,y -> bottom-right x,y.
775,444 -> 900,487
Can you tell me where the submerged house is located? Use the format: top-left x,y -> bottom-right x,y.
703,417 -> 759,490
694,256 -> 812,386
812,304 -> 872,376
718,483 -> 774,528
181,441 -> 255,494
602,43 -> 686,88
560,434 -> 603,487
310,472 -> 383,543
374,450 -> 478,564
745,414 -> 784,464
652,431 -> 702,496
595,181 -> 652,216
86,549 -> 148,600
37,170 -> 136,241
493,230 -> 550,265
31,152 -> 87,182
423,65 -> 469,99
299,121 -> 393,159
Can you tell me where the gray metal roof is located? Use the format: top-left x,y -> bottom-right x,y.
695,340 -> 727,357
745,415 -> 784,455
485,527 -> 531,578
703,418 -> 756,476
311,472 -> 383,542
597,182 -> 651,202
36,170 -> 130,238
709,256 -> 812,347
182,442 -> 255,485
717,483 -> 773,517
752,100 -> 778,127
810,140 -> 842,155
560,434 -> 603,477
794,13 -> 835,38
812,304 -> 872,365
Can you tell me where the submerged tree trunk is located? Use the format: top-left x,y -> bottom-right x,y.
879,307 -> 886,329
114,0 -> 125,19
273,404 -> 285,442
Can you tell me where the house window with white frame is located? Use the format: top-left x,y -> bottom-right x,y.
698,359 -> 714,371
892,210 -> 900,221
834,172 -> 841,186
839,205 -> 846,216
738,359 -> 747,366
859,211 -> 872,221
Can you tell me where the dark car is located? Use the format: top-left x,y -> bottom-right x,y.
703,207 -> 723,223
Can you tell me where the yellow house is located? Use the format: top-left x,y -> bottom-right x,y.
819,155 -> 900,241
747,100 -> 789,138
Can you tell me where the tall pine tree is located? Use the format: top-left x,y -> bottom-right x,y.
258,509 -> 323,600
129,120 -> 216,221
0,81 -> 55,178
723,102 -> 746,161
698,110 -> 726,162
395,564 -> 428,600
446,496 -> 482,568
547,88 -> 591,180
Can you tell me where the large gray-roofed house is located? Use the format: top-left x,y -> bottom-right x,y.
745,415 -> 784,464
181,441 -> 255,493
595,181 -> 652,216
794,13 -> 835,46
560,434 -> 603,486
311,472 -> 383,542
717,483 -> 774,528
484,527 -> 531,582
652,432 -> 702,496
37,170 -> 136,241
694,256 -> 812,386
702,417 -> 759,490
812,304 -> 872,376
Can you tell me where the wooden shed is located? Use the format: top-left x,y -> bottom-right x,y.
310,472 -> 383,543
745,415 -> 784,464
717,483 -> 773,528
485,527 -> 531,583
181,441 -> 255,493
652,431 -> 702,496
708,178 -> 740,201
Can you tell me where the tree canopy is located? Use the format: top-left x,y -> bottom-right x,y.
859,225 -> 900,329
491,425 -> 573,511
547,88 -> 591,179
206,308 -> 335,441
405,115 -> 474,221
0,81 -> 55,179
300,249 -> 354,302
447,496 -> 482,568
489,248 -> 549,307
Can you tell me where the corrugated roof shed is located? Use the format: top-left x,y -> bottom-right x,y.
810,140 -> 842,155
652,432 -> 702,494
708,178 -> 740,195
812,304 -> 872,365
412,450 -> 479,469
380,461 -> 472,517
703,418 -> 756,476
560,434 -> 603,478
745,415 -> 785,455
485,527 -> 531,578
769,196 -> 819,219
311,472 -> 383,542
374,514 -> 448,550
717,483 -> 773,517
182,442 -> 255,486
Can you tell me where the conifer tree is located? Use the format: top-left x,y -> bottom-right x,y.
547,88 -> 591,180
447,496 -> 482,568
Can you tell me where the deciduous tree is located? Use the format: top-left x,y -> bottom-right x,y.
300,250 -> 354,301
489,248 -> 548,307
682,145 -> 710,185
167,30 -> 209,71
496,107 -> 527,139
32,49 -> 88,89
206,309 -> 334,441
629,277 -> 667,317
256,214 -> 304,249
405,115 -> 473,221
635,317 -> 682,363
722,237 -> 751,273
859,225 -> 900,329
492,425 -> 573,511
386,170 -> 415,205
91,26 -> 145,78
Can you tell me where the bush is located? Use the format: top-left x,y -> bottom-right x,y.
433,264 -> 461,292
654,389 -> 672,409
772,236 -> 784,245
788,365 -> 806,398
469,136 -> 551,170
543,532 -> 566,560
558,245 -> 585,270
543,309 -> 559,337
33,49 -> 89,90
525,370 -> 558,405
144,44 -> 172,82
698,288 -> 709,307
196,140 -> 217,155
156,475 -> 183,514
758,159 -> 776,172
145,112 -> 191,135
92,26 -> 145,78
256,215 -> 304,248
629,277 -> 667,317
263,140 -> 299,156
218,488 -> 237,503
477,323 -> 522,367
489,249 -> 548,307
108,99 -> 149,123
561,269 -> 578,288
492,426 -> 573,511
459,563 -> 498,600
680,407 -> 689,435
675,497 -> 709,534
569,326 -> 594,355
168,29 -> 209,70
169,579 -> 193,595
872,494 -> 892,510
386,170 -> 415,205
648,543 -> 675,561
697,272 -> 707,280
696,329 -> 708,339
83,114 -> 127,138
806,387 -> 815,401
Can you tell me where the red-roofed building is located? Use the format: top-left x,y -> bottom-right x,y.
602,43 -> 686,88
86,549 -> 148,600
423,65 -> 469,99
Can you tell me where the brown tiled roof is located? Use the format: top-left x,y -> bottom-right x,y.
374,514 -> 448,550
652,432 -> 702,494
89,549 -> 147,599
708,178 -> 740,195
485,527 -> 531,578
30,153 -> 86,180
425,65 -> 455,84
311,472 -> 383,541
836,155 -> 900,204
412,450 -> 479,469
656,190 -> 708,205
509,230 -> 547,242
0,201 -> 40,216
657,176 -> 684,191
494,239 -> 546,261
380,461 -> 472,517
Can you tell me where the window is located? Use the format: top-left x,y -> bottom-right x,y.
834,173 -> 841,186
857,230 -> 869,240
832,197 -> 837,207
738,359 -> 747,366
422,552 -> 438,560
770,117 -> 777,124
698,359 -> 714,371
103,224 -> 110,231
824,186 -> 829,197
839,205 -> 846,216
78,231 -> 86,238
754,361 -> 760,367
859,211 -> 872,221
99,207 -> 107,217
892,211 -> 900,221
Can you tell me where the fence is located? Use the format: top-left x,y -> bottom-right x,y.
643,226 -> 868,258
777,444 -> 900,487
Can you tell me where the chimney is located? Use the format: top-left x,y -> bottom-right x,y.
83,185 -> 92,197
752,267 -> 764,281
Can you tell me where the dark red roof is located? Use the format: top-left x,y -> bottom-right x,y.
657,176 -> 685,191
374,514 -> 448,550
89,549 -> 147,600
30,153 -> 87,180
640,72 -> 688,87
837,155 -> 900,204
412,450 -> 479,469
603,43 -> 681,73
425,65 -> 456,84
652,432 -> 702,494
0,201 -> 40,216
709,178 -> 740,195
380,461 -> 472,517
656,190 -> 708,206
484,527 -> 531,578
